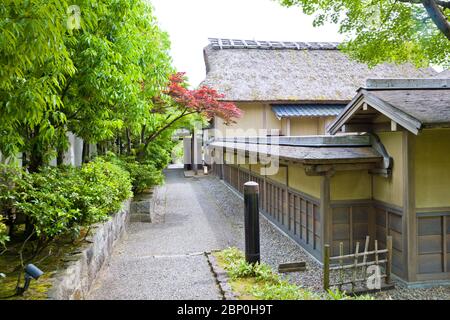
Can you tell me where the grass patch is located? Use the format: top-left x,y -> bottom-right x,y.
213,247 -> 373,300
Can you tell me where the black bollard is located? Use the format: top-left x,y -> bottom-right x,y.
244,181 -> 260,264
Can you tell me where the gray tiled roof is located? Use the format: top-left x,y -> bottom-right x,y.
209,141 -> 382,164
271,104 -> 346,119
208,38 -> 339,50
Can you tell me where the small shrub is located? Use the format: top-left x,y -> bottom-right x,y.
102,154 -> 163,194
1,160 -> 132,243
219,247 -> 244,265
0,219 -> 8,249
13,166 -> 81,240
217,247 -> 279,282
251,281 -> 318,300
215,247 -> 375,301
79,158 -> 133,222
228,259 -> 256,279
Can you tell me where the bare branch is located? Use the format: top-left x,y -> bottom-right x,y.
422,0 -> 450,40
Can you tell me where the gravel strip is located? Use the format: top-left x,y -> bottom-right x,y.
198,176 -> 450,300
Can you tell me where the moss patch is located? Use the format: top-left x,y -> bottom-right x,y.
0,232 -> 88,300
213,247 -> 373,301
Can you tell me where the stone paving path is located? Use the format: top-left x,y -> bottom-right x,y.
88,168 -> 240,300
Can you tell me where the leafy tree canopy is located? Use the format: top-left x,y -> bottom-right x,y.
278,0 -> 450,67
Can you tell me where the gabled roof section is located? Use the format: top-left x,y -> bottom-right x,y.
271,104 -> 345,119
327,79 -> 450,135
202,38 -> 437,102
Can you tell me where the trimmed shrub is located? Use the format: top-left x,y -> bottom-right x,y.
101,153 -> 164,194
0,219 -> 8,249
0,160 -> 132,243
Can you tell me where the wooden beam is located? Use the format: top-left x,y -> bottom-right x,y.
402,131 -> 417,282
391,120 -> 398,132
263,104 -> 268,132
286,118 -> 291,136
304,163 -> 377,175
278,261 -> 306,273
320,171 -> 333,261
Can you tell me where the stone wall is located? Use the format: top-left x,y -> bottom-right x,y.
47,199 -> 131,300
130,185 -> 167,223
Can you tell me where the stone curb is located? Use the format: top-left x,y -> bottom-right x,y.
47,200 -> 131,300
206,252 -> 237,301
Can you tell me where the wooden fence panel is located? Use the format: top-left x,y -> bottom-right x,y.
219,164 -> 321,258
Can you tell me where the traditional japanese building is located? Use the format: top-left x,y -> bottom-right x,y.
203,38 -> 450,286
202,38 -> 436,137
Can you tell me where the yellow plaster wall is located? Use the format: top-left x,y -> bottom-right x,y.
240,163 -> 250,169
281,118 -> 288,135
288,164 -> 321,198
331,170 -> 372,201
372,131 -> 403,207
267,166 -> 287,185
319,116 -> 336,135
415,128 -> 450,208
250,163 -> 265,175
290,118 -> 323,136
266,106 -> 282,132
215,103 -> 264,137
224,151 -> 237,165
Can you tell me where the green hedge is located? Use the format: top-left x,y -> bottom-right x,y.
101,153 -> 164,194
0,219 -> 7,249
0,159 -> 132,243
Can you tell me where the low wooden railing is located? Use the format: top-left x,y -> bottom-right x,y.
323,236 -> 393,294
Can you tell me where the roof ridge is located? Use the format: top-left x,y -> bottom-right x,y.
208,38 -> 340,50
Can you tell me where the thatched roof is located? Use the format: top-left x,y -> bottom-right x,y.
328,79 -> 450,135
433,70 -> 450,79
202,38 -> 437,102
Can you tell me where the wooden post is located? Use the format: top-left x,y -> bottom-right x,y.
339,242 -> 344,291
352,242 -> 360,292
386,236 -> 393,284
361,236 -> 370,282
323,244 -> 330,291
244,181 -> 260,265
320,173 -> 333,254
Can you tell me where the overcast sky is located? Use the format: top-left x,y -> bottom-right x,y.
150,0 -> 345,87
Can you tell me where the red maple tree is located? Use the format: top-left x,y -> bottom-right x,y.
167,72 -> 242,124
142,72 -> 242,149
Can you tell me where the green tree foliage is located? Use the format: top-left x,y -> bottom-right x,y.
0,0 -> 75,166
278,0 -> 450,67
0,0 -> 174,170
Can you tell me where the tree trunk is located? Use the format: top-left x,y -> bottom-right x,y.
422,0 -> 450,40
126,128 -> 132,155
140,125 -> 146,144
56,147 -> 64,166
96,143 -> 103,156
82,141 -> 90,163
28,126 -> 46,173
117,137 -> 122,155
28,149 -> 43,173
21,152 -> 27,169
